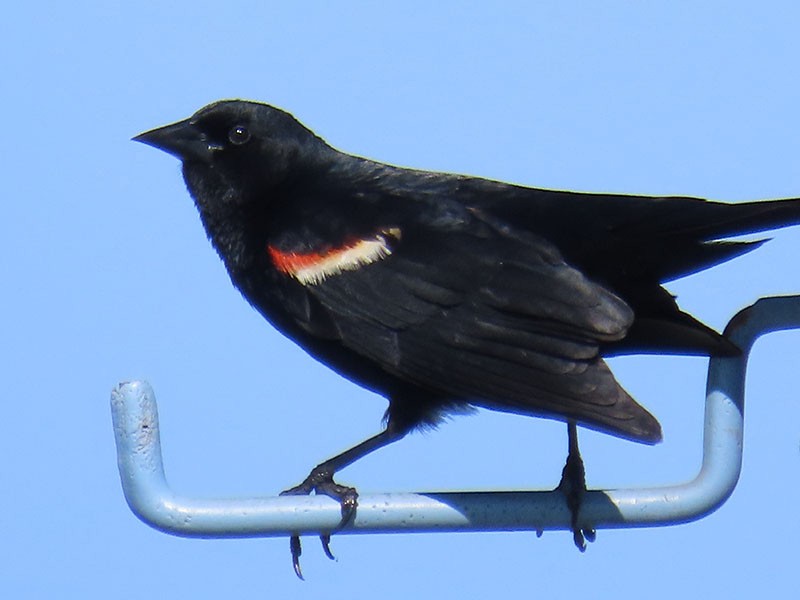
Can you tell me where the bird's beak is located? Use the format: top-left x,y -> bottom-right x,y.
133,118 -> 216,163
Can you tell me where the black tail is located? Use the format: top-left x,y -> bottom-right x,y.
651,196 -> 800,282
603,195 -> 800,357
671,196 -> 800,240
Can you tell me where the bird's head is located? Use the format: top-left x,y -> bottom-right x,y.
134,100 -> 332,202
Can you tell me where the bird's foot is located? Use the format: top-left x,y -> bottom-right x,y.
556,436 -> 596,551
281,466 -> 359,526
280,466 -> 358,579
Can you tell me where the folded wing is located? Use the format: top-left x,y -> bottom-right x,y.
302,216 -> 662,443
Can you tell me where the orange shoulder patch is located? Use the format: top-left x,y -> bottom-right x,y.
268,228 -> 401,285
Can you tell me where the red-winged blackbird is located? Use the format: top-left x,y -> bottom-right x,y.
136,100 -> 800,575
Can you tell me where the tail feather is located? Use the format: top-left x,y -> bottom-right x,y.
667,196 -> 800,240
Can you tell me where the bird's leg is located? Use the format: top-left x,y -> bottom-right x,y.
281,426 -> 405,579
556,422 -> 596,551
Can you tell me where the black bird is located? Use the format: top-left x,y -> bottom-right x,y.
135,100 -> 800,575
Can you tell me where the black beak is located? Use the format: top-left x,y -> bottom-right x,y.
133,118 -> 215,163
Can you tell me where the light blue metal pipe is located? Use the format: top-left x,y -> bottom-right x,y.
111,295 -> 800,538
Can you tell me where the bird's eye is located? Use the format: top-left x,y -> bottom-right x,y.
228,125 -> 251,145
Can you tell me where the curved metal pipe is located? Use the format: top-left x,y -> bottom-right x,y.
110,295 -> 800,537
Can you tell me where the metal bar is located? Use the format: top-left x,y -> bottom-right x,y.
110,295 -> 800,538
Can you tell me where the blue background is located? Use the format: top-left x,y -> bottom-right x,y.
3,2 -> 799,597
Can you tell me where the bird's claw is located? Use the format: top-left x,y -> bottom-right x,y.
320,533 -> 336,561
558,475 -> 595,551
570,523 -> 597,552
287,533 -> 337,581
557,426 -> 596,552
281,469 -> 359,526
281,468 -> 357,578
290,534 -> 304,580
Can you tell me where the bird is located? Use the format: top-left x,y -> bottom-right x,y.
135,99 -> 800,577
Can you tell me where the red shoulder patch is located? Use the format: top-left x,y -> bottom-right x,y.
268,228 -> 401,285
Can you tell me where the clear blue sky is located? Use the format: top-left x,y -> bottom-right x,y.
4,2 -> 799,597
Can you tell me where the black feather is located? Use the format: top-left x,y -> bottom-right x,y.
134,99 -> 800,446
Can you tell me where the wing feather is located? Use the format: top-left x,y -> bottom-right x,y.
302,221 -> 661,442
